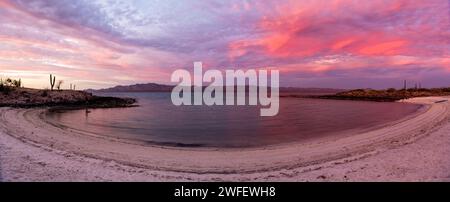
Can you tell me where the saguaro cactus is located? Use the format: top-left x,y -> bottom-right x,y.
50,74 -> 56,91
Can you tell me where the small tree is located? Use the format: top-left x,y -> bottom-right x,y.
0,78 -> 13,93
56,80 -> 63,90
13,79 -> 21,88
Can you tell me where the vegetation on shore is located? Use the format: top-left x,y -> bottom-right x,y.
319,88 -> 450,102
0,78 -> 22,93
1,76 -> 136,108
0,87 -> 136,108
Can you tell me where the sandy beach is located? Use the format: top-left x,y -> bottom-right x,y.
0,96 -> 449,182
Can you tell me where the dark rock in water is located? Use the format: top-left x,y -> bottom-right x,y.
84,96 -> 137,108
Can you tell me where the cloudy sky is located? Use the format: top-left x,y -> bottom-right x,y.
0,0 -> 448,89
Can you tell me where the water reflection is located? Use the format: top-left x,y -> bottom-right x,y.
45,93 -> 421,148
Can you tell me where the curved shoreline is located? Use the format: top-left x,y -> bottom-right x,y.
0,96 -> 449,181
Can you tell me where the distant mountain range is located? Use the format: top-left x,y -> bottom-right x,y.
86,83 -> 344,95
86,83 -> 174,93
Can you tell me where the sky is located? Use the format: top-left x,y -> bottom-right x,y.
0,0 -> 449,90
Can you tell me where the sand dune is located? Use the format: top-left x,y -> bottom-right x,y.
0,97 -> 449,181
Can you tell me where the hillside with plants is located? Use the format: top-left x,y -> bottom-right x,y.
320,88 -> 450,102
0,75 -> 136,108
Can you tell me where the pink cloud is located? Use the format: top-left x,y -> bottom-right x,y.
1,0 -> 449,89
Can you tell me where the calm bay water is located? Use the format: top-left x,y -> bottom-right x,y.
45,92 -> 422,148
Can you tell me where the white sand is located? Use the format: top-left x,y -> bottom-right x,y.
0,96 -> 449,181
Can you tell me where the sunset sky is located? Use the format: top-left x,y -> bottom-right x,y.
0,0 -> 449,89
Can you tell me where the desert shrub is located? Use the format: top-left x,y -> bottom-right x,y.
0,85 -> 12,94
12,79 -> 21,88
387,88 -> 396,93
0,77 -> 21,92
349,89 -> 366,93
56,80 -> 63,90
0,78 -> 12,94
41,90 -> 49,97
0,82 -> 6,92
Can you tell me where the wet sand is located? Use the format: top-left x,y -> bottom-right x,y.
0,96 -> 449,181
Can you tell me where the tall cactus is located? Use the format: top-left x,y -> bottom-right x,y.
50,74 -> 56,91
